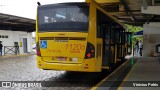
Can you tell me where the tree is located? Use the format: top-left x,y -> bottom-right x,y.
125,24 -> 143,45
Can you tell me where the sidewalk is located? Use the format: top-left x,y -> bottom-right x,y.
0,51 -> 36,59
118,57 -> 160,90
91,55 -> 135,90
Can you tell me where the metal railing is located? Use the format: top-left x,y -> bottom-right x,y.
4,46 -> 20,55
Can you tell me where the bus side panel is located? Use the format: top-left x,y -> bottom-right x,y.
111,45 -> 115,63
95,38 -> 103,72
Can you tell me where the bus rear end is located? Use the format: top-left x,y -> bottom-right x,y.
36,3 -> 97,72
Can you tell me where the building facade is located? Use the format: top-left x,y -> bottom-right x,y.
0,30 -> 32,55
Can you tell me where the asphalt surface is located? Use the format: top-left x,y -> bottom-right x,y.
0,55 -> 124,90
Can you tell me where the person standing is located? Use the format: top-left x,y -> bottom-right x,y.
0,41 -> 3,57
139,40 -> 143,56
135,40 -> 139,54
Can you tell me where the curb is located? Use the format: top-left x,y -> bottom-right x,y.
0,53 -> 36,59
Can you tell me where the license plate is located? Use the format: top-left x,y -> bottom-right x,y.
57,57 -> 66,61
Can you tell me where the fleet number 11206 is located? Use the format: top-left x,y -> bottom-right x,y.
65,44 -> 85,50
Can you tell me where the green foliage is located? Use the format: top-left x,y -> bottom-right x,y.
125,24 -> 143,45
125,24 -> 143,33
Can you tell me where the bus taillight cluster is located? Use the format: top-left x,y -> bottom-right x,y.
36,41 -> 41,56
85,42 -> 95,59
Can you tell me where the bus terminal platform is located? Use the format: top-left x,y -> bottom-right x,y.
91,56 -> 160,90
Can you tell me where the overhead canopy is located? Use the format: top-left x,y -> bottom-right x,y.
0,13 -> 35,32
134,30 -> 143,35
93,0 -> 160,26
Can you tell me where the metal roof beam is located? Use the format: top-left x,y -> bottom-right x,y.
119,0 -> 136,22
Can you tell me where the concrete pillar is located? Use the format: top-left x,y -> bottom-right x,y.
143,23 -> 160,57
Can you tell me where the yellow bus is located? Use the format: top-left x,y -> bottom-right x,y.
36,1 -> 130,72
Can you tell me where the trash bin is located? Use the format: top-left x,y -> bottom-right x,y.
156,44 -> 160,53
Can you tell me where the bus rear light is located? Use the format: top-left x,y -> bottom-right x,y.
87,53 -> 91,58
85,42 -> 95,59
36,41 -> 41,56
91,50 -> 94,52
37,51 -> 41,56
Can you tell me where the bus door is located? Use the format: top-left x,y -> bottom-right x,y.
115,29 -> 123,60
102,24 -> 113,67
122,30 -> 126,59
111,25 -> 116,63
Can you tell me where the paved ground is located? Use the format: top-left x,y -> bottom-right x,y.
0,55 -> 66,81
0,55 -> 116,90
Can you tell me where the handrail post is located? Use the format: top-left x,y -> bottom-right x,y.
15,46 -> 17,55
4,46 -> 5,56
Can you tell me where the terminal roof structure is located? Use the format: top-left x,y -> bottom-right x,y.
95,0 -> 160,26
0,13 -> 35,32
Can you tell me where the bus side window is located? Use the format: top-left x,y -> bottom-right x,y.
96,10 -> 110,38
115,30 -> 119,44
96,10 -> 103,38
111,25 -> 115,44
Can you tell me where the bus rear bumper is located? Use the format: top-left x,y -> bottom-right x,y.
37,56 -> 102,72
37,60 -> 100,72
44,63 -> 97,72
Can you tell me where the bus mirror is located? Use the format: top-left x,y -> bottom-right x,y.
37,2 -> 41,6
